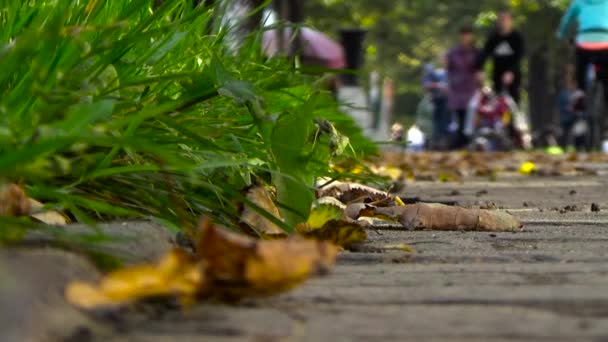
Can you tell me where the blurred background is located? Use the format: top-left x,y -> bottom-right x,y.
257,0 -> 573,144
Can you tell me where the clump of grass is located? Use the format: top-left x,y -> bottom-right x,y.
0,0 -> 374,239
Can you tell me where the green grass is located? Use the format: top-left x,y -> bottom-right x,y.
0,0 -> 375,240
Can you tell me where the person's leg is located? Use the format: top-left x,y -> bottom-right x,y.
576,47 -> 591,92
432,99 -> 443,149
560,120 -> 574,148
435,97 -> 450,149
455,109 -> 468,148
508,81 -> 521,105
493,75 -> 503,95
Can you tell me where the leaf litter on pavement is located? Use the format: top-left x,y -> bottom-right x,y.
0,152 -> 544,309
64,151 -> 541,309
373,151 -> 608,182
63,150 -> 608,309
66,217 -> 338,309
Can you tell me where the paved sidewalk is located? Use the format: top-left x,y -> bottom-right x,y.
4,175 -> 608,341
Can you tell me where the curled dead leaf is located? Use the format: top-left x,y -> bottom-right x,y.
197,217 -> 339,298
367,204 -> 523,232
345,203 -> 367,221
240,185 -> 286,239
319,181 -> 396,206
0,184 -> 31,217
316,196 -> 347,210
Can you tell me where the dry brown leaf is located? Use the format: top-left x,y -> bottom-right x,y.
67,217 -> 338,309
345,203 -> 367,221
367,203 -> 523,232
198,217 -> 338,298
319,181 -> 396,206
0,184 -> 31,217
240,185 -> 286,238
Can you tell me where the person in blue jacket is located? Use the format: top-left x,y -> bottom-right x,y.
557,0 -> 608,107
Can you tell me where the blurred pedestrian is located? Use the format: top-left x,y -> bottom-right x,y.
446,25 -> 480,148
476,10 -> 525,104
423,61 -> 450,149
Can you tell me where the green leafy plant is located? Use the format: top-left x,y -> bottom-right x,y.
0,0 -> 374,239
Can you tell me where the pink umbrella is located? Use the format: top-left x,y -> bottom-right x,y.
262,27 -> 346,69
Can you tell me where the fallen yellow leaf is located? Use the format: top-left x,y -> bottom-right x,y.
295,202 -> 367,247
307,202 -> 344,228
66,217 -> 339,309
65,249 -> 204,309
65,282 -> 117,310
296,220 -> 367,247
519,161 -> 536,175
383,244 -> 415,253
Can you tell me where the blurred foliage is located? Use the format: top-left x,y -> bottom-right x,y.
305,0 -> 572,122
0,0 -> 375,240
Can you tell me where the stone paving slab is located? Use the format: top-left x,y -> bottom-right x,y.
3,175 -> 608,341
403,176 -> 608,210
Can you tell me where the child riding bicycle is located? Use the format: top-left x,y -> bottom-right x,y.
464,85 -> 530,151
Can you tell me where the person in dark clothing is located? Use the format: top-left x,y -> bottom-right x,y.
476,10 -> 525,104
